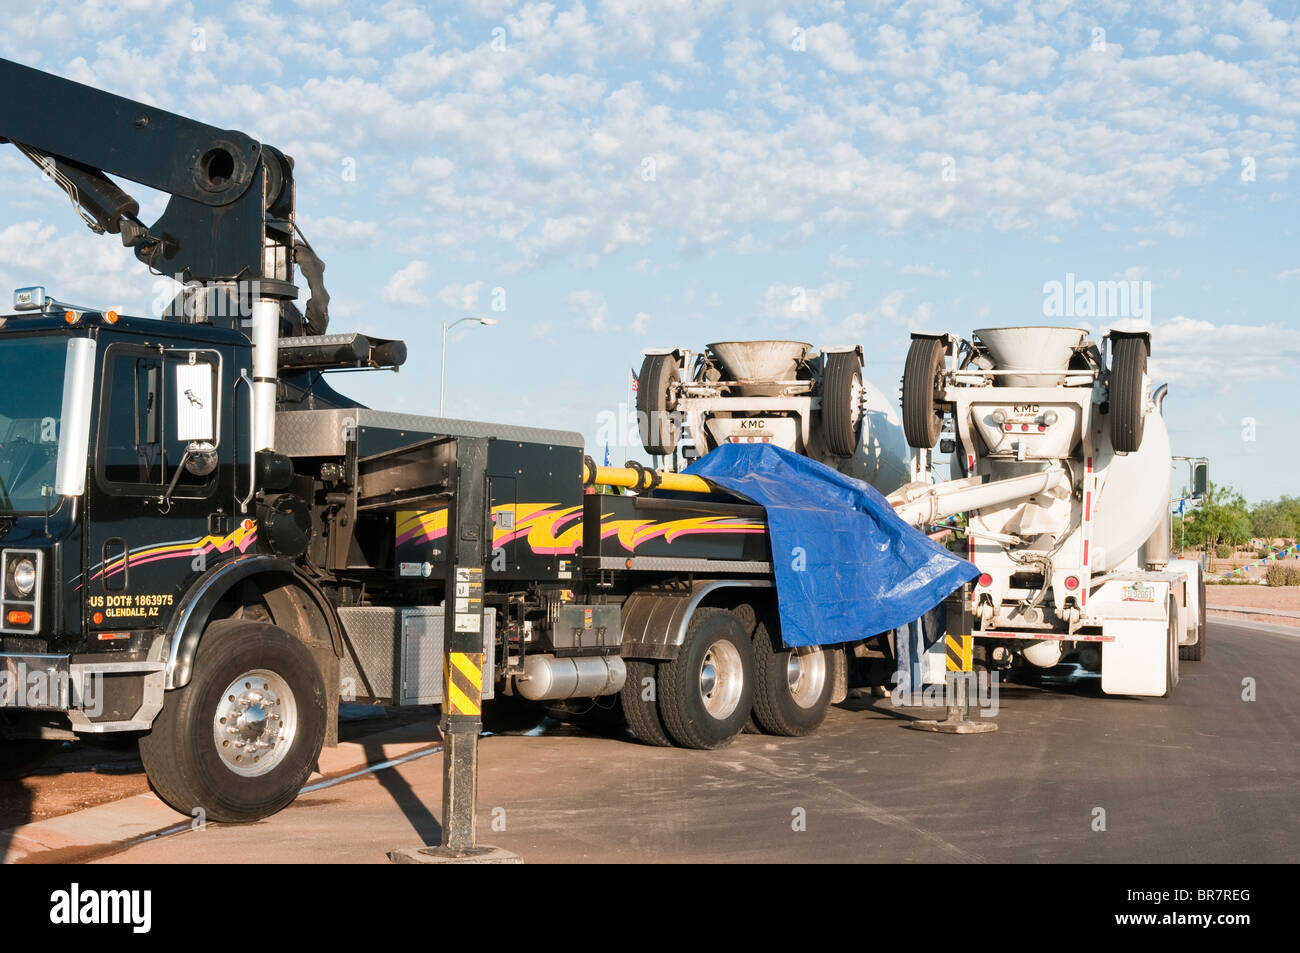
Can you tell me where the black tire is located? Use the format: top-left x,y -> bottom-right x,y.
138,619 -> 327,823
0,740 -> 63,780
1162,597 -> 1178,698
1180,570 -> 1207,661
822,352 -> 863,457
1110,336 -> 1148,453
751,622 -> 833,736
658,608 -> 755,749
620,658 -> 673,747
902,337 -> 947,449
636,354 -> 680,456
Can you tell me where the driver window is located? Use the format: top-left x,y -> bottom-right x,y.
98,347 -> 217,495
101,354 -> 163,485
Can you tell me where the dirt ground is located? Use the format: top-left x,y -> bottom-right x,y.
0,704 -> 430,832
1204,583 -> 1300,628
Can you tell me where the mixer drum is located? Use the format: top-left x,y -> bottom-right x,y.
1090,407 -> 1172,571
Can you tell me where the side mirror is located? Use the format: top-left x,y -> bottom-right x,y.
1191,461 -> 1208,500
183,441 -> 218,477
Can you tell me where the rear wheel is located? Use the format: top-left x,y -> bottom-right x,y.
822,352 -> 864,457
139,619 -> 327,823
620,658 -> 673,747
636,354 -> 680,456
751,622 -> 833,736
1110,336 -> 1148,453
658,608 -> 755,749
902,337 -> 947,448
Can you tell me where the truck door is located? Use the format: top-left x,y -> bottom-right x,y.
84,341 -> 230,638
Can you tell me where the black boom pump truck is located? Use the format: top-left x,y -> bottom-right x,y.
0,59 -> 876,823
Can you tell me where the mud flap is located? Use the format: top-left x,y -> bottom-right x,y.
1101,618 -> 1170,696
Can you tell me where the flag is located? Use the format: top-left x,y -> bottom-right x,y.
630,368 -> 639,393
603,441 -> 610,466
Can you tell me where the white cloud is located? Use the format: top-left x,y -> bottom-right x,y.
438,280 -> 484,310
568,289 -> 608,331
901,263 -> 952,280
381,260 -> 429,307
760,280 -> 850,322
1110,314 -> 1293,387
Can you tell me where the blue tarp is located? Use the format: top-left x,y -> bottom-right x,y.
685,443 -> 979,648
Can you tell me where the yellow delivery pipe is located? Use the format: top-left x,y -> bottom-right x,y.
582,461 -> 714,495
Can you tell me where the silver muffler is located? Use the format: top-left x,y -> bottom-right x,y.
514,654 -> 627,701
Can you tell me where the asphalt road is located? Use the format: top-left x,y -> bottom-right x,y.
61,619 -> 1300,863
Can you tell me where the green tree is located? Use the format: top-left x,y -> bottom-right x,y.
1184,483 -> 1251,568
1250,500 -> 1295,543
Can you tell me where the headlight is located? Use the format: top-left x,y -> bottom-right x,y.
10,558 -> 36,597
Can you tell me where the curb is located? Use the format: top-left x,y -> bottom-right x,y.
1207,611 -> 1300,639
1,719 -> 442,864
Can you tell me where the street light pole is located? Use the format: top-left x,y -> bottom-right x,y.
440,316 -> 498,416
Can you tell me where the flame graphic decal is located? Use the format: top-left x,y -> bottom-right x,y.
396,505 -> 765,556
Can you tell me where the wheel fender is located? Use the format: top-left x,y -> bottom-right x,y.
620,579 -> 772,661
1107,328 -> 1152,355
165,554 -> 343,690
821,344 -> 864,366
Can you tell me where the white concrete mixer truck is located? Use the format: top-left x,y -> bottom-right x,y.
635,341 -> 913,493
889,326 -> 1205,697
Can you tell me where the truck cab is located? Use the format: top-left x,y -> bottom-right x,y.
1,292 -> 254,745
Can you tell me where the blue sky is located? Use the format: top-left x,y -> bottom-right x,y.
1,0 -> 1297,501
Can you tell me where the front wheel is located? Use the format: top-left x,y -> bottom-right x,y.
139,619 -> 327,823
658,608 -> 755,749
751,622 -> 833,736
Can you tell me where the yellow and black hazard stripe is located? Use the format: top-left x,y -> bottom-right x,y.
945,634 -> 973,672
445,651 -> 484,716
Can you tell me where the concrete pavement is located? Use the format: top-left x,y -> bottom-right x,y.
62,619 -> 1298,864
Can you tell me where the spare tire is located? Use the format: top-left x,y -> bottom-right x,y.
902,337 -> 947,449
1110,336 -> 1148,453
636,354 -> 680,456
822,351 -> 864,457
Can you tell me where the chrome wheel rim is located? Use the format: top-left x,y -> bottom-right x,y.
698,639 -> 744,720
786,647 -> 827,709
213,669 -> 298,777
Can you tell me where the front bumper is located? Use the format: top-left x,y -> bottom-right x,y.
0,650 -> 166,731
0,652 -> 73,710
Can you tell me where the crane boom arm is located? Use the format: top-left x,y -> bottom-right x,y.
0,56 -> 323,320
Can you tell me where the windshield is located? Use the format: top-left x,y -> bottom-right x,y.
0,337 -> 67,514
